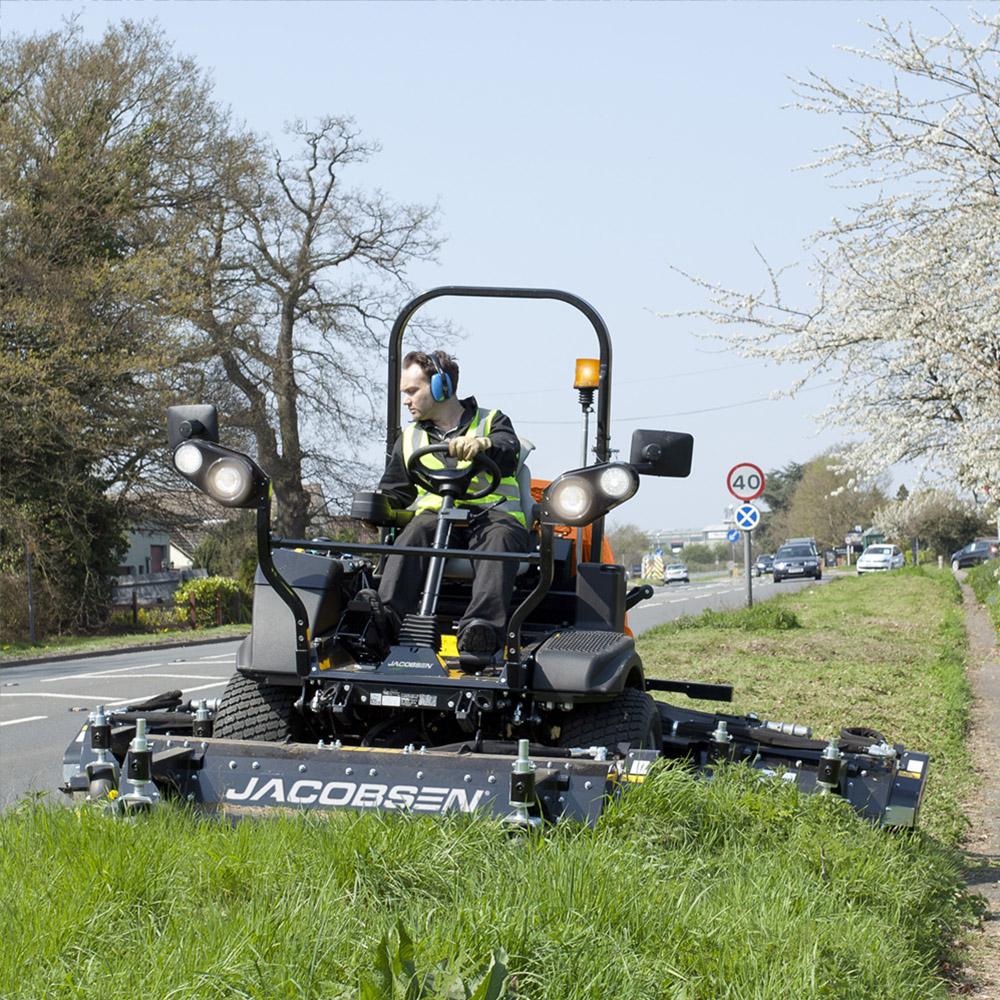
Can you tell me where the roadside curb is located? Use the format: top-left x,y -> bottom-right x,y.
0,632 -> 248,669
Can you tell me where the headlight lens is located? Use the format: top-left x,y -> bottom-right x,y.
598,464 -> 637,500
174,443 -> 204,475
548,478 -> 593,522
205,457 -> 254,506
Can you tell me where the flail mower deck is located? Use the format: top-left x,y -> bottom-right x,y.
61,286 -> 929,829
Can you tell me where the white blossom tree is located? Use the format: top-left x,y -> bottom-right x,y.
679,12 -> 1000,504
874,488 -> 992,556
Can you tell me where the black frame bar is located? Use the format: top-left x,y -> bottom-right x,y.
385,286 -> 614,557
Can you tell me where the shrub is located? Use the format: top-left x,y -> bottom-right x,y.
174,576 -> 248,629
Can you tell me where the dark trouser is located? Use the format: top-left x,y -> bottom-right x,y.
377,508 -> 530,640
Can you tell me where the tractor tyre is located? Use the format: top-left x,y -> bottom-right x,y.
213,672 -> 299,742
558,687 -> 662,754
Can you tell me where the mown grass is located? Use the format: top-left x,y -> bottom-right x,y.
640,566 -> 973,845
0,568 -> 977,999
0,624 -> 248,663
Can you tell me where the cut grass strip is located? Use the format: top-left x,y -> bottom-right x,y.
640,566 -> 973,845
0,568 -> 976,999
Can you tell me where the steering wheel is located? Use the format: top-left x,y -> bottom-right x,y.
406,442 -> 501,501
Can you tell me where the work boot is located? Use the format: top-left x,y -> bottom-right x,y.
457,619 -> 499,655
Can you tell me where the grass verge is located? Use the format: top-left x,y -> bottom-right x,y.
0,624 -> 248,663
641,566 -> 973,845
0,568 -> 977,999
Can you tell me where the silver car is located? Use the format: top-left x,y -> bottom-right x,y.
663,562 -> 689,584
856,544 -> 904,574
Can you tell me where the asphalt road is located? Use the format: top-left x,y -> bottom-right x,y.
0,640 -> 240,808
626,571 -> 826,635
1,572 -> 827,807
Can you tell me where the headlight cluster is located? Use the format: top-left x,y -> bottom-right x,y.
172,440 -> 263,508
542,463 -> 639,527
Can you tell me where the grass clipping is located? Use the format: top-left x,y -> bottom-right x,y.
0,568 -> 977,999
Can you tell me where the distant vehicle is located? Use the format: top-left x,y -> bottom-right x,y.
856,544 -> 904,574
773,543 -> 822,582
950,539 -> 1000,571
663,562 -> 690,584
753,554 -> 774,577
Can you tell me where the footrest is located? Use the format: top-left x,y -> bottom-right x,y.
397,613 -> 441,650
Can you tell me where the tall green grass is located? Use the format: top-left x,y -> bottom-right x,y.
966,558 -> 1000,635
0,769 -> 974,1000
0,568 -> 978,999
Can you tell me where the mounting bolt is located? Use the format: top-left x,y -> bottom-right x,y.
251,761 -> 260,770
487,775 -> 496,784
228,760 -> 237,770
463,774 -> 472,783
369,768 -> 377,777
298,764 -> 307,773
345,767 -> 353,776
584,781 -> 593,790
416,770 -> 424,780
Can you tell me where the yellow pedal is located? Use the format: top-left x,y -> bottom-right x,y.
439,633 -> 459,658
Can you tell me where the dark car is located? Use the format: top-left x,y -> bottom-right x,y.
950,538 -> 1000,571
753,554 -> 774,577
773,543 -> 822,582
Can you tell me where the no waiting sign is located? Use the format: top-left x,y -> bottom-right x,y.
726,462 -> 765,502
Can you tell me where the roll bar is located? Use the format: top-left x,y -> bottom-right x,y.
386,286 -> 614,557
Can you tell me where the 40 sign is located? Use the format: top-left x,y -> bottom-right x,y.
726,462 -> 765,502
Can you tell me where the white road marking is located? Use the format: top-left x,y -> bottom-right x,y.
52,672 -> 225,682
0,716 -> 47,727
41,663 -> 164,683
104,679 -> 228,706
3,692 -> 124,700
193,653 -> 237,661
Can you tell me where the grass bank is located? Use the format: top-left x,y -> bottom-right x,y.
0,568 -> 976,999
0,624 -> 248,663
966,558 -> 1000,636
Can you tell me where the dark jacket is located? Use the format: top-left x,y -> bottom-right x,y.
377,396 -> 520,509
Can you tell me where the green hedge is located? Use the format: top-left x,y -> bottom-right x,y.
174,576 -> 248,629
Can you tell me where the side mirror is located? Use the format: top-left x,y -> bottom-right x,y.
167,405 -> 219,449
629,429 -> 694,478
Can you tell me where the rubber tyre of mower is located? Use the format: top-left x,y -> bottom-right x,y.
212,672 -> 299,742
557,687 -> 662,753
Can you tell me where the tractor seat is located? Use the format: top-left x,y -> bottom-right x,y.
442,440 -> 538,580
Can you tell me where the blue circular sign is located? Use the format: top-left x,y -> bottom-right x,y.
734,503 -> 760,531
726,528 -> 741,543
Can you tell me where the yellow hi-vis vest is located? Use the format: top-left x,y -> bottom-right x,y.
401,408 -> 525,526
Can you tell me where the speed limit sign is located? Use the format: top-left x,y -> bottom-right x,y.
726,462 -> 765,502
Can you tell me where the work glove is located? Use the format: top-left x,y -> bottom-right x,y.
448,435 -> 491,461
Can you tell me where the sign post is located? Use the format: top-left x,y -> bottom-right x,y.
727,464 -> 765,609
733,502 -> 761,607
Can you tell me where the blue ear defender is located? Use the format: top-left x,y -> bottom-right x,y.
429,353 -> 453,402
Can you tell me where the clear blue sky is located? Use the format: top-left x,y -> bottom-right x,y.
2,0 -> 975,532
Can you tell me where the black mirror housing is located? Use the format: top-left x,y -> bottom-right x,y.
628,429 -> 694,478
167,405 -> 219,449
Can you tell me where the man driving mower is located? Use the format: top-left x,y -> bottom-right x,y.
367,349 -> 529,656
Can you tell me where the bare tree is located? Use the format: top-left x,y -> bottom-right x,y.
675,12 -> 1000,504
178,117 -> 442,536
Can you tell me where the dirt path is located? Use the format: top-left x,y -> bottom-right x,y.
957,580 -> 1000,997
